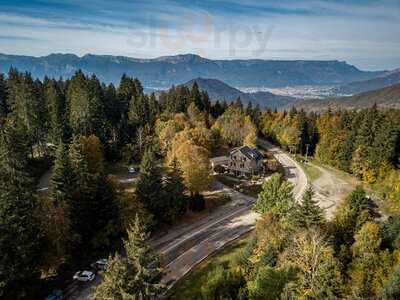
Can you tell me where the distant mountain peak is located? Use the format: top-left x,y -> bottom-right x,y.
155,53 -> 208,64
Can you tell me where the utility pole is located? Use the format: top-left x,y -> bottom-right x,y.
305,144 -> 309,162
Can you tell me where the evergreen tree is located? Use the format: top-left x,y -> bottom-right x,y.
94,215 -> 164,299
163,160 -> 187,223
0,74 -> 9,118
0,120 -> 41,298
245,101 -> 253,116
254,173 -> 295,221
211,100 -> 223,119
234,97 -> 243,110
135,148 -> 164,225
201,90 -> 211,113
190,81 -> 204,111
51,142 -> 75,205
69,135 -> 119,251
7,70 -> 46,152
44,78 -> 67,144
67,71 -> 91,135
294,187 -> 325,229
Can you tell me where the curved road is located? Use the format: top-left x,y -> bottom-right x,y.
67,139 -> 308,299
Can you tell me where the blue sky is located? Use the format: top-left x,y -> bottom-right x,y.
0,0 -> 399,70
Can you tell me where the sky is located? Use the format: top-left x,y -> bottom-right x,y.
0,0 -> 399,70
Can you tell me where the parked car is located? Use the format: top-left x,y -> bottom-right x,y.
91,258 -> 108,271
45,290 -> 63,300
73,270 -> 95,282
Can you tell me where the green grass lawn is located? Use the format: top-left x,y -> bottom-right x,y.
168,235 -> 251,300
298,160 -> 323,182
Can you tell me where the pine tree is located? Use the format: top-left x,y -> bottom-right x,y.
294,187 -> 325,229
162,160 -> 187,223
190,81 -> 204,111
245,101 -> 253,116
44,78 -> 67,144
201,90 -> 211,113
0,74 -> 9,118
68,135 -> 119,251
51,142 -> 75,205
67,71 -> 91,135
0,119 -> 41,298
7,70 -> 46,152
254,173 -> 295,221
135,148 -> 164,225
234,97 -> 243,110
94,215 -> 164,299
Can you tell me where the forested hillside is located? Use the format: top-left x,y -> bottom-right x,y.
191,106 -> 400,300
1,68 -> 400,299
259,106 -> 400,210
0,68 -> 261,299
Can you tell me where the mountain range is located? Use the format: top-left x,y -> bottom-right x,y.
0,53 -> 385,88
183,78 -> 297,108
290,83 -> 400,112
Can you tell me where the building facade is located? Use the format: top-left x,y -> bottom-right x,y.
228,146 -> 264,177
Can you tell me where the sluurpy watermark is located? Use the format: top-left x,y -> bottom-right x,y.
127,10 -> 274,58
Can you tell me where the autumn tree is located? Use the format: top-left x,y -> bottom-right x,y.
168,134 -> 211,196
349,222 -> 392,298
213,106 -> 257,147
280,230 -> 343,299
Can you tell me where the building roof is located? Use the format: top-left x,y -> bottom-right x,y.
231,146 -> 263,161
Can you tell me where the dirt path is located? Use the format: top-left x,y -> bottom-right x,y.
308,163 -> 357,219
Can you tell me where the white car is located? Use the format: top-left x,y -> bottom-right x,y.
128,167 -> 136,174
73,270 -> 95,282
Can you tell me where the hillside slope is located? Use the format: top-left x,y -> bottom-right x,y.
333,69 -> 400,95
183,78 -> 297,108
291,83 -> 400,112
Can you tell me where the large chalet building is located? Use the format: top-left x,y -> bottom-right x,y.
228,146 -> 264,177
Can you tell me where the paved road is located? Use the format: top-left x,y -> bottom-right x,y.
257,139 -> 308,201
65,139 -> 308,299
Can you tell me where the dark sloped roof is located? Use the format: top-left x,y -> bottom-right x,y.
231,146 -> 263,161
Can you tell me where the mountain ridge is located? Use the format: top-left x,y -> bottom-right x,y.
0,53 -> 386,89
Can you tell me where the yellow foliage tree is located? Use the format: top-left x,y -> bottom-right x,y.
168,133 -> 211,195
349,222 -> 393,298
